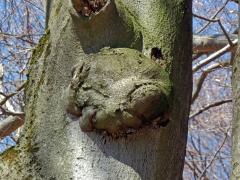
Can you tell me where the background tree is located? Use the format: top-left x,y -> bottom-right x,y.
232,1 -> 240,179
184,1 -> 238,179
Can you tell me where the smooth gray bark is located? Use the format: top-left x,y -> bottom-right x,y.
0,0 -> 192,179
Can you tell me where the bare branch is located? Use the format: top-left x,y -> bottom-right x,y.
23,0 -> 44,12
0,32 -> 39,45
199,128 -> 230,179
0,116 -> 24,139
196,0 -> 230,34
190,99 -> 232,119
192,62 -> 231,103
185,159 -> 201,178
0,106 -> 25,117
0,82 -> 26,107
193,39 -> 238,72
193,13 -> 233,46
192,72 -> 208,104
193,34 -> 237,54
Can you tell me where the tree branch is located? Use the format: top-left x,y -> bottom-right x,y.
190,99 -> 232,119
195,0 -> 230,34
199,128 -> 230,179
192,62 -> 231,103
0,116 -> 24,139
0,106 -> 25,117
193,34 -> 237,54
0,82 -> 26,107
193,39 -> 238,72
193,13 -> 233,47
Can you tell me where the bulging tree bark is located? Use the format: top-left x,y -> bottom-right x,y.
0,0 -> 192,179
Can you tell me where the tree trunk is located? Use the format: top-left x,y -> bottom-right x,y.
232,1 -> 240,179
232,13 -> 240,180
0,0 -> 192,179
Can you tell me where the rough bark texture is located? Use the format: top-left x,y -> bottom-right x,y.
232,2 -> 240,179
232,38 -> 240,180
0,0 -> 192,179
66,48 -> 171,135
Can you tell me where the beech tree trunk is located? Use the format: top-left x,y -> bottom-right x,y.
0,0 -> 192,179
232,1 -> 240,179
232,8 -> 240,179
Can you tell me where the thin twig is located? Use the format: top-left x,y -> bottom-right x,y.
196,0 -> 230,34
199,128 -> 230,179
185,160 -> 201,178
190,99 -> 232,119
193,13 -> 233,46
193,39 -> 238,72
192,62 -> 231,103
0,82 -> 26,106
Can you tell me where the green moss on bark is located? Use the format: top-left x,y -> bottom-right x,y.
1,147 -> 20,165
21,30 -> 51,168
29,30 -> 50,66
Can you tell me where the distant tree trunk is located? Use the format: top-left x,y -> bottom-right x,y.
0,0 -> 192,179
232,6 -> 240,179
